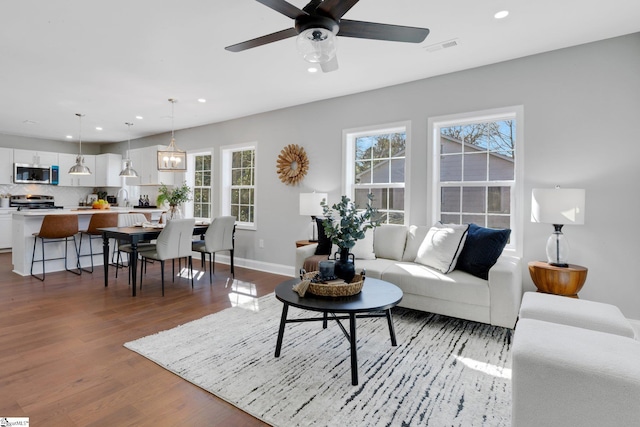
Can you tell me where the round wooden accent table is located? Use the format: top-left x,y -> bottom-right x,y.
528,261 -> 588,298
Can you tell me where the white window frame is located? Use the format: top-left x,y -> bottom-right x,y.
343,121 -> 411,225
221,142 -> 257,231
427,106 -> 524,256
186,150 -> 213,221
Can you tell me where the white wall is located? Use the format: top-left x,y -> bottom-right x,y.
5,33 -> 640,318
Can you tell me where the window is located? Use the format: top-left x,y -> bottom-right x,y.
429,107 -> 523,254
192,153 -> 212,219
344,122 -> 409,225
221,143 -> 257,229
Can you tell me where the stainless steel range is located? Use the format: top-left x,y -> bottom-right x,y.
10,195 -> 64,211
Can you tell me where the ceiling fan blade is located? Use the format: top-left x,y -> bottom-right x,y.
320,55 -> 339,73
225,27 -> 298,52
255,0 -> 306,19
338,19 -> 429,43
317,0 -> 360,20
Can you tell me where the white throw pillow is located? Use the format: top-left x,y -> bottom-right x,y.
402,225 -> 430,261
351,229 -> 376,260
414,223 -> 469,273
373,225 -> 407,261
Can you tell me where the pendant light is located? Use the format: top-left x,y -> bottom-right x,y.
119,122 -> 139,177
157,98 -> 186,171
68,113 -> 92,175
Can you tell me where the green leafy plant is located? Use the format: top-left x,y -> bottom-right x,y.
321,194 -> 380,251
156,181 -> 192,207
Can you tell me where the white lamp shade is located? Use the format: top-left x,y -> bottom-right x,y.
300,193 -> 327,216
531,188 -> 585,225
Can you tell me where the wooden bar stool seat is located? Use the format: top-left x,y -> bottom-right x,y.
31,214 -> 81,281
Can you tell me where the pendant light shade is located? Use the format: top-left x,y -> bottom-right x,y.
157,98 -> 186,171
69,113 -> 92,175
119,122 -> 139,177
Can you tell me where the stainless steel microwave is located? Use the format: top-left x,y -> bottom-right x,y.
13,163 -> 59,185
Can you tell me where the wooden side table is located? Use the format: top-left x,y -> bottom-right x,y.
528,261 -> 588,298
296,240 -> 316,248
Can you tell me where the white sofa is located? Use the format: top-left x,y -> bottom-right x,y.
513,292 -> 640,426
295,224 -> 522,329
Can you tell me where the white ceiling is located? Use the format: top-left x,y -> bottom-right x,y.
1,0 -> 639,144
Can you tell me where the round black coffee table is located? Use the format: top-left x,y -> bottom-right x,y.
274,277 -> 403,385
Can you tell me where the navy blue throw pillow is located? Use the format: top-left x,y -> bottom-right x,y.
456,224 -> 510,280
314,217 -> 332,255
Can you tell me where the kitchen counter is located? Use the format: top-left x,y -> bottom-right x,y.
11,208 -> 167,276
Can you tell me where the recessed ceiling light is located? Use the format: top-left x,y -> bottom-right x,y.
136,116 -> 143,120
494,10 -> 509,19
95,127 -> 103,131
66,135 -> 73,139
198,98 -> 206,103
307,67 -> 319,73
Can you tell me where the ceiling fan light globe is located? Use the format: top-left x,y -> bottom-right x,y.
297,28 -> 337,64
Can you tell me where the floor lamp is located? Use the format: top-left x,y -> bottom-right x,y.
300,192 -> 327,242
531,187 -> 585,267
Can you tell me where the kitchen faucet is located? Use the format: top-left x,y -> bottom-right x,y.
116,187 -> 129,207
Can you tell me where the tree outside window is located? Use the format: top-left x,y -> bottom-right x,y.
348,126 -> 407,225
230,149 -> 255,224
438,119 -> 515,233
193,154 -> 212,219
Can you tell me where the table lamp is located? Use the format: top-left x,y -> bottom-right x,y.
531,187 -> 585,267
299,192 -> 327,242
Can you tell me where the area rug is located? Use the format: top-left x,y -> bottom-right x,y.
124,293 -> 512,426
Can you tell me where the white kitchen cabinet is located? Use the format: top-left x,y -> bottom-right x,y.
0,211 -> 13,249
94,153 -> 123,187
128,146 -> 177,186
0,147 -> 14,184
58,153 -> 96,187
14,149 -> 58,166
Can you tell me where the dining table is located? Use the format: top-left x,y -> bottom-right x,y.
98,223 -> 210,296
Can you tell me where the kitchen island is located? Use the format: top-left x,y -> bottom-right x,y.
12,208 -> 166,276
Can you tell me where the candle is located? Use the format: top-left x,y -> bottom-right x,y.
318,260 -> 335,279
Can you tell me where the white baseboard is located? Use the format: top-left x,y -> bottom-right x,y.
197,253 -> 295,278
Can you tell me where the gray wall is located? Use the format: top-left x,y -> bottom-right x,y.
4,33 -> 640,318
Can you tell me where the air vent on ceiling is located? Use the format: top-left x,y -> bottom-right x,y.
424,38 -> 459,53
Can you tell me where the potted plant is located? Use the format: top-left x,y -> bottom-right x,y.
157,181 -> 192,220
321,194 -> 379,282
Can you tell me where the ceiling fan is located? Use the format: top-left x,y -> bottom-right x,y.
225,0 -> 430,73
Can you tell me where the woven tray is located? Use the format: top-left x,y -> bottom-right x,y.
302,271 -> 365,297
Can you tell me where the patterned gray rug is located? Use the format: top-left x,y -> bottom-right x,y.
124,293 -> 512,426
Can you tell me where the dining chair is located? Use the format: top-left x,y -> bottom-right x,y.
192,216 -> 236,283
31,214 -> 81,281
78,212 -> 119,273
137,218 -> 195,296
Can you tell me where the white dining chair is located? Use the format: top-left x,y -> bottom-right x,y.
192,216 -> 236,283
137,218 -> 195,296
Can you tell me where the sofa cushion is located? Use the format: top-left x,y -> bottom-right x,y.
374,224 -> 407,261
381,262 -> 490,306
354,258 -> 398,279
314,217 -> 332,255
456,224 -> 510,279
402,225 -> 430,262
519,292 -> 636,338
352,228 -> 376,260
415,223 -> 469,273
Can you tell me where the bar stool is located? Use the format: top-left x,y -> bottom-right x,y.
78,212 -> 119,273
31,214 -> 81,281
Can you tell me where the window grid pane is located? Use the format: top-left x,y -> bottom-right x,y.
438,119 -> 516,230
352,131 -> 406,225
229,148 -> 256,225
193,154 -> 212,220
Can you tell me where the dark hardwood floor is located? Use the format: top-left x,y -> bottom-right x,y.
0,252 -> 290,426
